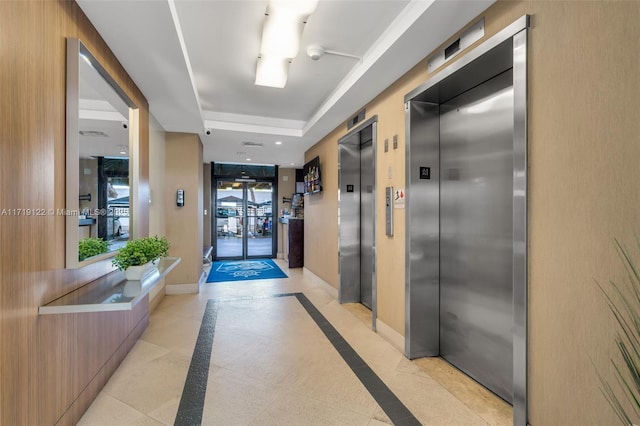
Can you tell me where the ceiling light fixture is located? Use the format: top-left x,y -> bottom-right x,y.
255,0 -> 318,88
255,56 -> 289,88
275,141 -> 282,145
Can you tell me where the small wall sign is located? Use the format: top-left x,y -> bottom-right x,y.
346,184 -> 354,193
419,167 -> 431,179
394,188 -> 405,209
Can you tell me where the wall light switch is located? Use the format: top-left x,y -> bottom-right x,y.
393,135 -> 398,149
283,175 -> 289,181
388,166 -> 393,179
84,168 -> 91,175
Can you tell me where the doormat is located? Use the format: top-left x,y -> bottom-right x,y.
206,259 -> 288,283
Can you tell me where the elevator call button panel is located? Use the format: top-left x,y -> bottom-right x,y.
385,186 -> 394,237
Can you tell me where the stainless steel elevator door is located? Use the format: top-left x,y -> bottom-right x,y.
360,140 -> 374,309
339,134 -> 361,303
439,70 -> 514,403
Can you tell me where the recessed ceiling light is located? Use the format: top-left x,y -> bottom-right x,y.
290,162 -> 295,165
246,158 -> 252,161
275,141 -> 282,145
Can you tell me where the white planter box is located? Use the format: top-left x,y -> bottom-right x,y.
125,261 -> 157,281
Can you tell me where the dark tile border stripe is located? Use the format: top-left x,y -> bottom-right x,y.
174,299 -> 218,426
294,293 -> 421,426
174,293 -> 420,426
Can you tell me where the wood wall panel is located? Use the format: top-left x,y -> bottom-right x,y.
149,118 -> 167,238
0,1 -> 151,424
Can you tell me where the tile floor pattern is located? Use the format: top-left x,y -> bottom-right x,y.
79,260 -> 512,425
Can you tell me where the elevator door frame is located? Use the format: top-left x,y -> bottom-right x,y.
337,116 -> 378,330
404,15 -> 529,426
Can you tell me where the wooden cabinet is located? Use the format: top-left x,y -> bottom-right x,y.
287,218 -> 304,268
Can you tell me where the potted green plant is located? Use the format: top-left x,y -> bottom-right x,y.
596,237 -> 640,424
78,237 -> 110,261
112,235 -> 170,280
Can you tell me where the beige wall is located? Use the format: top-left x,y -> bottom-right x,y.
277,168 -> 296,256
203,163 -> 212,248
304,137 -> 340,287
165,133 -> 204,288
304,1 -> 640,424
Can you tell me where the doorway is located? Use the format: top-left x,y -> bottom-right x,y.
439,70 -> 514,402
338,117 -> 377,320
404,16 -> 528,424
214,180 -> 275,260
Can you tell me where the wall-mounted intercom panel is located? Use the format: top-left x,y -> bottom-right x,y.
176,189 -> 184,207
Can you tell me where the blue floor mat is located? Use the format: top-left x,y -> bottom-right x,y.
206,259 -> 288,283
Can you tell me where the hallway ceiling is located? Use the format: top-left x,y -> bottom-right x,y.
77,0 -> 494,168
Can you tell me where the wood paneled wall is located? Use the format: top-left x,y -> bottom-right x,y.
303,1 -> 640,424
0,1 -> 150,424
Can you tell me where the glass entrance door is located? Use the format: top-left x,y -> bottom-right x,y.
246,181 -> 274,257
215,180 -> 274,259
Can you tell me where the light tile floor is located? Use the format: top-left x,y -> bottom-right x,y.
79,260 -> 511,425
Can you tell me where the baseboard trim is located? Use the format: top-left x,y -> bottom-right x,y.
375,318 -> 405,353
149,284 -> 165,312
303,267 -> 338,300
166,283 -> 199,295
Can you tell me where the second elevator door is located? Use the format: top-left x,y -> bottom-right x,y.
439,70 -> 514,403
360,139 -> 374,309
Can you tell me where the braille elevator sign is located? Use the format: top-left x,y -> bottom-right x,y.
419,167 -> 431,179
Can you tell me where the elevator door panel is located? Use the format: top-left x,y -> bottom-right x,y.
360,140 -> 373,309
439,70 -> 514,403
338,136 -> 361,303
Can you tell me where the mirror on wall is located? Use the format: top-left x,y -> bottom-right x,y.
66,38 -> 138,269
